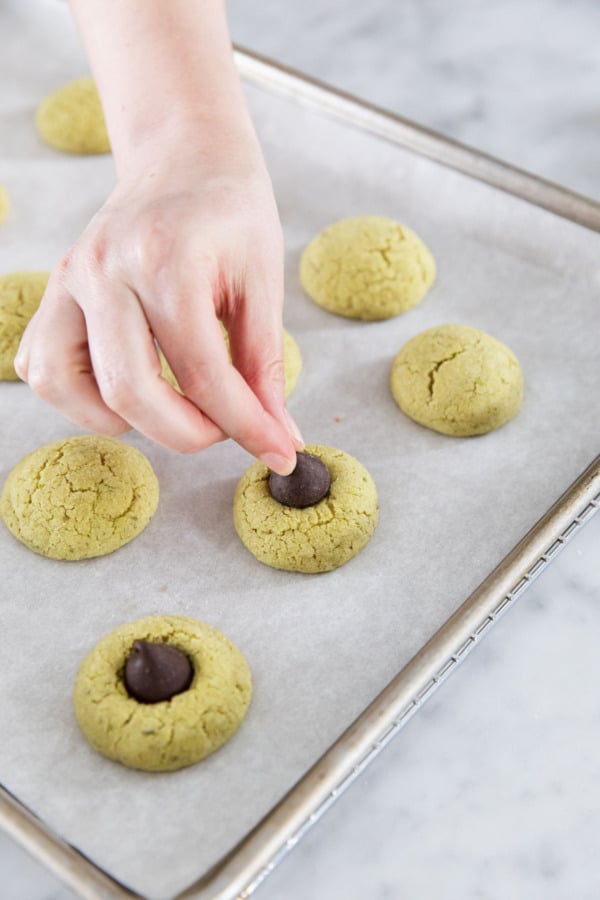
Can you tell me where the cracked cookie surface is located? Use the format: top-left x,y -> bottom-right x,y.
73,615 -> 252,772
0,271 -> 50,380
390,323 -> 523,436
299,215 -> 436,320
0,435 -> 159,559
36,77 -> 110,154
233,444 -> 378,573
159,326 -> 302,398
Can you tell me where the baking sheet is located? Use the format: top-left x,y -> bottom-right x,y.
1,1 -> 600,898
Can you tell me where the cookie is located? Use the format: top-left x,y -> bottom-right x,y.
233,443 -> 378,573
0,435 -> 159,560
0,185 -> 8,224
0,271 -> 50,381
36,77 -> 110,154
159,326 -> 302,398
390,323 -> 524,436
300,215 -> 436,320
73,615 -> 252,772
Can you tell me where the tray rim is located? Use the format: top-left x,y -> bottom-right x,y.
2,45 -> 600,900
234,46 -> 600,231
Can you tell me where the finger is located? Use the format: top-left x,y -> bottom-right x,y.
225,269 -> 304,450
15,282 -> 130,435
80,278 -> 226,453
144,273 -> 297,474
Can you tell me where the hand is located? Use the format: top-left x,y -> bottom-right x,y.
15,128 -> 303,473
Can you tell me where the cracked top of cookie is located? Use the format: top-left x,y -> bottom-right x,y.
390,323 -> 524,436
0,434 -> 159,560
300,215 -> 436,321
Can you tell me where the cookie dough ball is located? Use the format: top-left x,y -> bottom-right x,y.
300,215 -> 436,321
73,615 -> 252,772
390,323 -> 524,436
0,186 -> 8,224
0,271 -> 49,381
159,326 -> 303,397
36,77 -> 110,154
0,435 -> 159,560
234,444 -> 378,573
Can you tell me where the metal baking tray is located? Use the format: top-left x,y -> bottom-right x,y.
1,22 -> 600,900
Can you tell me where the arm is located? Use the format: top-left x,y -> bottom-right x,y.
16,0 -> 302,473
72,0 -> 255,174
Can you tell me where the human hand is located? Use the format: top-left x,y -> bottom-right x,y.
15,128 -> 303,474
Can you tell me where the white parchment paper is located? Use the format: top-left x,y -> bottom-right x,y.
1,1 -> 599,897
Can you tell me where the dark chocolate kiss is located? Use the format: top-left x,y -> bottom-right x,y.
124,640 -> 193,704
268,451 -> 331,508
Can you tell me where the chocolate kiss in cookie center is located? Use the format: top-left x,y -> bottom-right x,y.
124,640 -> 193,704
268,451 -> 331,508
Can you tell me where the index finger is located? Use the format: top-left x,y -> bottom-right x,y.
80,278 -> 227,453
145,278 -> 297,474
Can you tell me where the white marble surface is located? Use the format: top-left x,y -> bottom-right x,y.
230,0 -> 600,201
2,1 -> 599,898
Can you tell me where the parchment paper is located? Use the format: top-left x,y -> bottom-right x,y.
1,1 -> 599,897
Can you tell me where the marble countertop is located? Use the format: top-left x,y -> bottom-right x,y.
2,1 -> 599,898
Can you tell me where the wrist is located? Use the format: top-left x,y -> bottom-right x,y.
113,104 -> 264,181
70,0 -> 258,176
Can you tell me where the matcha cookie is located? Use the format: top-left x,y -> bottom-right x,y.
0,185 -> 8,224
0,271 -> 49,381
0,435 -> 159,560
300,215 -> 436,320
234,444 -> 378,573
73,615 -> 252,772
36,77 -> 110,154
160,326 -> 302,397
390,323 -> 524,436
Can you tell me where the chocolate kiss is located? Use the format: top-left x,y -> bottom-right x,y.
124,640 -> 193,703
268,451 -> 331,508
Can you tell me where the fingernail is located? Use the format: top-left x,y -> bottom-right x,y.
284,408 -> 305,450
260,452 -> 296,476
